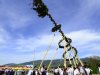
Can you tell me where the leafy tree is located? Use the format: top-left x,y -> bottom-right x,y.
87,58 -> 100,74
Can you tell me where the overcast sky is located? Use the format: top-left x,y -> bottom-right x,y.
0,0 -> 100,65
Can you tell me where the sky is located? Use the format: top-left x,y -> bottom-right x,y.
0,0 -> 100,65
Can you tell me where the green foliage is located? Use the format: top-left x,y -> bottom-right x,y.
86,58 -> 100,74
33,0 -> 48,17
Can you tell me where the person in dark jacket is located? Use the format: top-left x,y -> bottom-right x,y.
10,70 -> 15,75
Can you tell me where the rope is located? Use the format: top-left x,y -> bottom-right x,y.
76,55 -> 84,66
33,49 -> 35,68
73,58 -> 76,68
47,47 -> 59,71
59,33 -> 73,67
59,32 -> 71,68
63,46 -> 67,68
67,51 -> 72,65
72,48 -> 84,66
60,33 -> 67,68
58,57 -> 63,67
70,47 -> 77,68
71,48 -> 78,66
75,57 -> 78,66
38,33 -> 55,70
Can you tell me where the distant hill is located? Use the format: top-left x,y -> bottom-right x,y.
3,56 -> 100,74
87,56 -> 100,60
4,56 -> 100,66
4,63 -> 17,66
19,59 -> 63,67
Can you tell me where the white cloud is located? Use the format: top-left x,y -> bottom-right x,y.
80,53 -> 100,58
11,29 -> 100,54
0,48 -> 62,65
0,52 -> 34,65
67,30 -> 100,46
0,27 -> 10,46
14,33 -> 59,52
92,45 -> 100,50
0,28 -> 100,64
0,28 -> 99,53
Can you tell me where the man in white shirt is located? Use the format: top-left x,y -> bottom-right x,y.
40,66 -> 45,73
41,65 -> 47,75
54,67 -> 59,75
27,69 -> 33,75
85,65 -> 92,75
58,67 -> 63,75
78,63 -> 87,75
74,67 -> 80,75
67,64 -> 74,75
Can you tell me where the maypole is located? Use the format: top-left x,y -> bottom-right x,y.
32,0 -> 83,68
